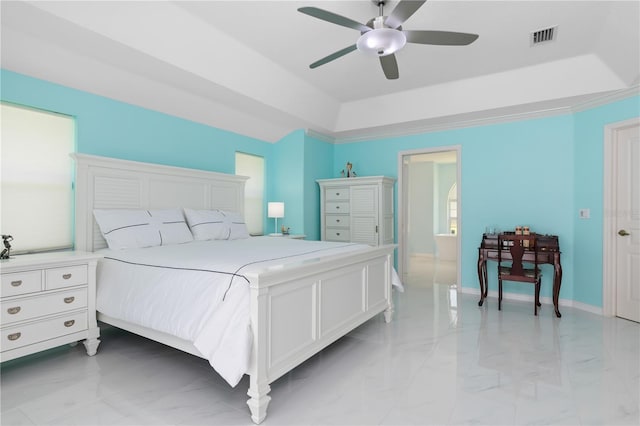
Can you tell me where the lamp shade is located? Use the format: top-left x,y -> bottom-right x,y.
267,202 -> 284,219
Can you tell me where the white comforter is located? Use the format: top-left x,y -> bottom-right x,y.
97,237 -> 400,387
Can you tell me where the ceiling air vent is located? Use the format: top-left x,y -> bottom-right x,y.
531,26 -> 557,46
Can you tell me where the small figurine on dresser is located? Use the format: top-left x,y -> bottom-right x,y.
346,162 -> 356,177
1,234 -> 13,259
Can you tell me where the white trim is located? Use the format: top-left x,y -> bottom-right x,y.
397,146 -> 461,291
602,117 -> 640,317
460,287 -> 603,316
572,85 -> 640,113
309,86 -> 639,145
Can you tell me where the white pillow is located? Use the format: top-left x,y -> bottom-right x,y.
183,208 -> 229,240
94,209 -> 193,250
222,210 -> 250,240
183,208 -> 250,240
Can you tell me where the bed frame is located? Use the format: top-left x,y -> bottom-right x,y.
72,153 -> 395,424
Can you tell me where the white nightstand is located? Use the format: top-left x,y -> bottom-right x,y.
0,251 -> 101,362
267,234 -> 306,240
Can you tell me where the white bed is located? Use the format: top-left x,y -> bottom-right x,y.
72,153 -> 397,424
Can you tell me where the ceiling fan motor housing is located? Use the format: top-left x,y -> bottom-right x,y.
357,16 -> 407,56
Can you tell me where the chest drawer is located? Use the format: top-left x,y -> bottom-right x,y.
325,202 -> 350,214
325,229 -> 351,242
1,310 -> 88,352
325,187 -> 350,201
1,271 -> 42,297
45,265 -> 87,290
326,215 -> 350,228
1,288 -> 88,325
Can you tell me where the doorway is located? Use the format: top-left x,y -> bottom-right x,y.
603,117 -> 640,322
398,147 -> 461,289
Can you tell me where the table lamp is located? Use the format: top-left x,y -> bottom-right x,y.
267,202 -> 284,235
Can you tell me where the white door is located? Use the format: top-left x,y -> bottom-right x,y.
615,123 -> 640,322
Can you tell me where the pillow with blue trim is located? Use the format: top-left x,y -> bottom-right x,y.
183,208 -> 250,240
93,208 -> 193,250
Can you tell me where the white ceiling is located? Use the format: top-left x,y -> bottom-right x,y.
2,1 -> 639,143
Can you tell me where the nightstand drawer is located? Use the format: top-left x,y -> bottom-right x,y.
325,202 -> 350,214
326,215 -> 349,228
1,271 -> 42,297
1,288 -> 88,324
326,229 -> 351,242
325,187 -> 349,201
1,311 -> 87,352
45,265 -> 88,290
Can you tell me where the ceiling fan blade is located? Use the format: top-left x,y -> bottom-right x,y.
310,44 -> 358,69
379,54 -> 399,80
298,7 -> 370,33
385,0 -> 427,29
404,30 -> 479,45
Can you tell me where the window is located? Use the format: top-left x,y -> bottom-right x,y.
447,183 -> 457,235
235,152 -> 264,235
1,103 -> 75,253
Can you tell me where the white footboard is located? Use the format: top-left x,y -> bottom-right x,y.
245,245 -> 395,424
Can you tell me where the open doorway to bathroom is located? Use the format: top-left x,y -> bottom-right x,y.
398,147 -> 461,290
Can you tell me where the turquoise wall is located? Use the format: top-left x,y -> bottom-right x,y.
303,135 -> 335,241
335,116 -> 576,301
3,69 -> 638,308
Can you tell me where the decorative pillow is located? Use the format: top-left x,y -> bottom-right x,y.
183,208 -> 250,240
221,210 -> 250,240
183,208 -> 229,241
93,209 -> 193,250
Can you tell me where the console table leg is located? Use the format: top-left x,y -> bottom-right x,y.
477,257 -> 485,306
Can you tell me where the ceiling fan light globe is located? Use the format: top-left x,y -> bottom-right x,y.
356,28 -> 406,56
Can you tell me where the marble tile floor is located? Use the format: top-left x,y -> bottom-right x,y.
2,283 -> 639,426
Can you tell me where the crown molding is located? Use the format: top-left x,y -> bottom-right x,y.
570,84 -> 639,113
302,86 -> 639,145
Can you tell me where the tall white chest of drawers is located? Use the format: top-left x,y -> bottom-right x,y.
318,176 -> 396,246
0,251 -> 101,362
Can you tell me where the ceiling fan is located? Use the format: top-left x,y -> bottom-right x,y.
298,0 -> 479,80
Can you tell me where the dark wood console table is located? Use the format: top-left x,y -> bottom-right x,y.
477,233 -> 562,317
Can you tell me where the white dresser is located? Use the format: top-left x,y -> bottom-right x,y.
317,176 -> 396,246
0,251 -> 101,362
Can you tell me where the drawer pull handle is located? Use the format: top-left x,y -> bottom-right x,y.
7,306 -> 21,315
10,280 -> 22,287
336,206 -> 340,209
336,219 -> 340,223
64,320 -> 75,327
64,296 -> 75,304
336,232 -> 341,236
336,192 -> 340,196
8,332 -> 21,341
62,273 -> 72,280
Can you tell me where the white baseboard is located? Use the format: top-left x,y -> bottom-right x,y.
460,287 -> 603,316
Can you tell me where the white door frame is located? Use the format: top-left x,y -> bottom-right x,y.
602,116 -> 640,317
397,145 -> 462,287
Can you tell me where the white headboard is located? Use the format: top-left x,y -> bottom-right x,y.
72,154 -> 248,252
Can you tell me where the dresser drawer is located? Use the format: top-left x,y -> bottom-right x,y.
45,265 -> 88,290
326,202 -> 350,214
1,288 -> 88,325
325,229 -> 351,242
1,311 -> 87,352
325,187 -> 350,201
326,215 -> 350,228
1,271 -> 42,297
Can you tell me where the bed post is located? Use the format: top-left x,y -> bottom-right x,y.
247,283 -> 271,424
384,251 -> 394,323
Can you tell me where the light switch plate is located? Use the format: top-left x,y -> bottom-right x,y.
579,208 -> 590,219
